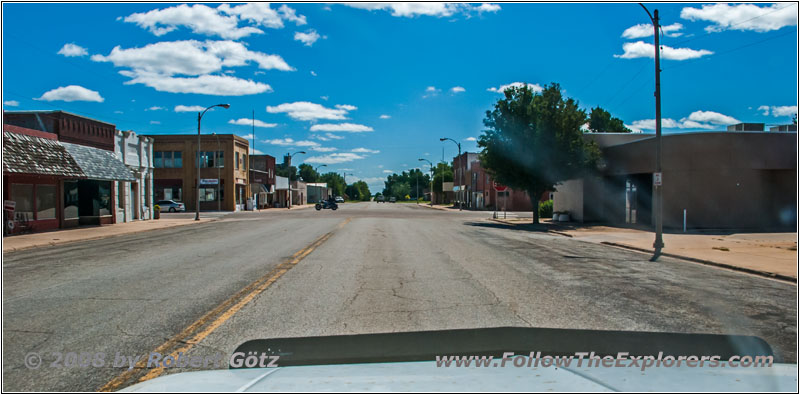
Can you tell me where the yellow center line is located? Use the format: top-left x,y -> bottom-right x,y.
99,217 -> 351,391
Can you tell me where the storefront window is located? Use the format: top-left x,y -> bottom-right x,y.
199,187 -> 216,202
11,184 -> 33,220
36,185 -> 56,220
98,181 -> 111,216
64,181 -> 79,219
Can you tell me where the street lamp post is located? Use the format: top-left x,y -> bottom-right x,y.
641,3 -> 664,260
440,137 -> 462,210
196,103 -> 230,221
286,151 -> 306,209
212,133 -> 221,212
419,158 -> 433,206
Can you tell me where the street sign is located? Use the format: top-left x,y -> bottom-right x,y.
653,172 -> 662,186
493,182 -> 508,192
200,179 -> 218,185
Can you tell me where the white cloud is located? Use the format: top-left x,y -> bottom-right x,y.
450,86 -> 466,93
320,95 -> 329,101
228,118 -> 278,128
680,3 -> 798,33
476,3 -> 501,13
759,105 -> 798,117
309,123 -> 374,133
294,29 -> 321,46
278,4 -> 307,26
615,41 -> 713,61
114,110 -> 124,114
119,71 -> 271,95
150,121 -> 161,125
383,170 -> 394,173
124,4 -> 264,39
346,3 -> 460,18
310,70 -> 317,76
464,137 -> 477,141
487,82 -> 543,93
263,137 -> 320,148
621,23 -> 683,39
146,106 -> 164,111
325,132 -> 344,140
686,110 -> 740,125
3,100 -> 19,107
92,40 -> 293,75
335,104 -> 357,111
36,85 -> 104,102
174,105 -> 206,112
267,101 -> 353,121
423,86 -> 441,98
630,110 -> 740,130
305,152 -> 365,164
311,146 -> 338,152
92,40 -> 291,96
379,114 -> 391,119
351,147 -> 380,154
58,43 -> 88,57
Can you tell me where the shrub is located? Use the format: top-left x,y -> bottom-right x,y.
539,199 -> 553,219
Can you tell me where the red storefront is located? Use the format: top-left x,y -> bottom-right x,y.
3,125 -> 86,234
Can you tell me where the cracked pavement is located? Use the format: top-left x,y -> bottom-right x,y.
3,202 -> 797,391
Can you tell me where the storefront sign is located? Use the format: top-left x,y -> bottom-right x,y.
236,178 -> 246,185
4,200 -> 15,211
200,179 -> 218,185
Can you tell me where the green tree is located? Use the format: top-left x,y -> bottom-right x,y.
319,172 -> 346,197
298,164 -> 320,183
432,162 -> 453,194
382,169 -> 431,199
345,180 -> 372,201
478,83 -> 601,223
275,163 -> 297,181
588,106 -> 631,133
391,182 -> 411,200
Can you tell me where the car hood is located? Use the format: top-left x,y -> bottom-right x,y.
123,361 -> 797,392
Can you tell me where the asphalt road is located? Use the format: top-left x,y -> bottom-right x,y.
2,202 -> 796,391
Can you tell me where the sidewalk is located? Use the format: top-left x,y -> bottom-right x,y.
491,218 -> 797,281
3,217 -> 215,253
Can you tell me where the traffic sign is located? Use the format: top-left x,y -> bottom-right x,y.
493,182 -> 508,192
653,172 -> 662,186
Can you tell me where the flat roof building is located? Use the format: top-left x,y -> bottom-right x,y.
147,134 -> 250,212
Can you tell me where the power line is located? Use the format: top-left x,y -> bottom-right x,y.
663,28 -> 796,71
664,3 -> 798,48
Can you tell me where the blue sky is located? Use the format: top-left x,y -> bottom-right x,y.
2,3 -> 797,192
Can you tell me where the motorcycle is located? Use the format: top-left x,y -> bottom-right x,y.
315,200 -> 338,211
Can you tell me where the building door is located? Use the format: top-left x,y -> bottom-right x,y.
625,179 -> 637,224
131,182 -> 138,220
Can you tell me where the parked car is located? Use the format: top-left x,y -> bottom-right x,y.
376,195 -> 385,203
335,196 -> 345,203
389,197 -> 396,203
156,200 -> 185,212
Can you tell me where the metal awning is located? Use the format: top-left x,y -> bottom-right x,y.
2,131 -> 85,177
250,183 -> 269,194
60,142 -> 136,181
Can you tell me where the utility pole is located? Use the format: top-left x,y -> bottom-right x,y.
196,103 -> 230,221
440,137 -> 462,210
419,158 -> 433,206
641,3 -> 664,261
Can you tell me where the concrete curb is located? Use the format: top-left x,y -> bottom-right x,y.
3,217 -> 222,254
600,241 -> 797,283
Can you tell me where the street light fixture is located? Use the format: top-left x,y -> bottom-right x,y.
286,151 -> 306,209
440,137 -> 462,211
640,3 -> 664,261
419,158 -> 433,207
196,103 -> 230,221
314,164 -> 327,174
